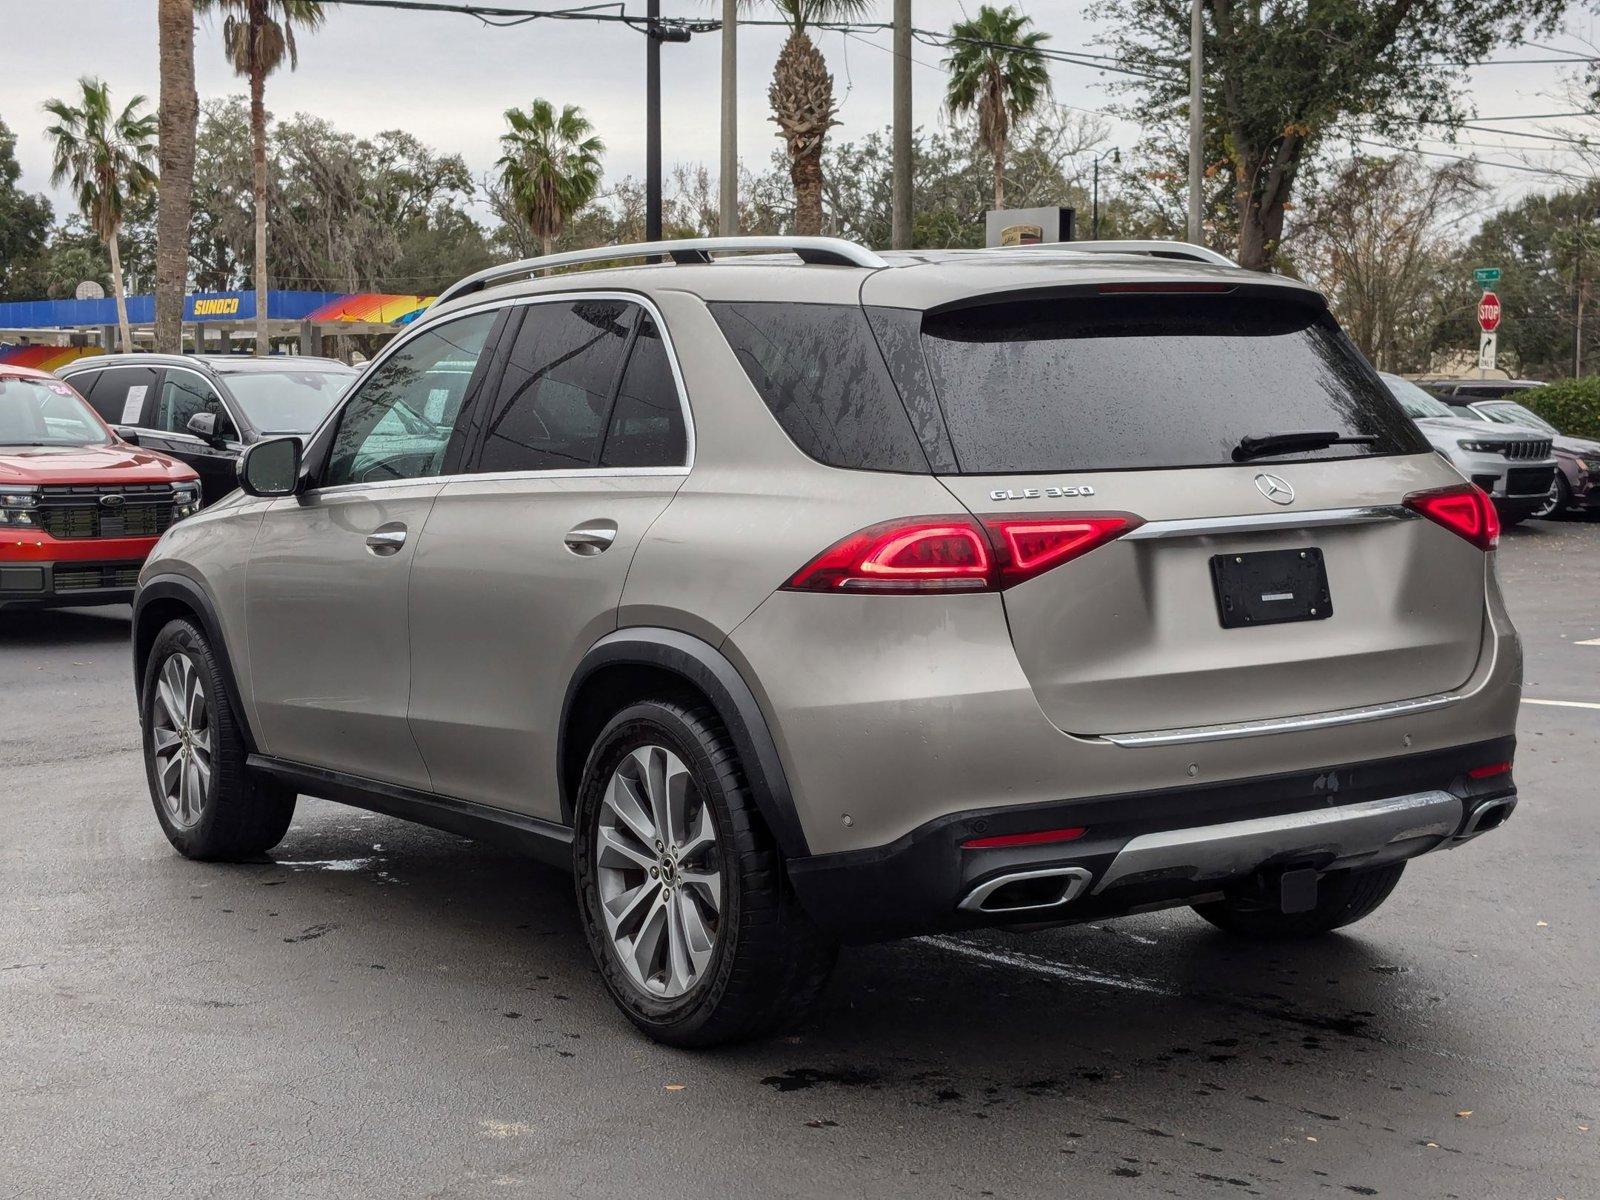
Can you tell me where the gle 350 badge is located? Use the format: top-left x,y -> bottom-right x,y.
988,484 -> 1097,501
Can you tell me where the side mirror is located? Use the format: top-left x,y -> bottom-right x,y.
113,426 -> 140,445
187,411 -> 223,444
238,437 -> 302,498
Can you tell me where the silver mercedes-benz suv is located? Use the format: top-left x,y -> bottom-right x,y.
131,237 -> 1522,1047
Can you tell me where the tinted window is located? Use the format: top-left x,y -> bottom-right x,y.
221,370 -> 352,435
917,295 -> 1427,473
600,314 -> 687,468
78,366 -> 157,425
476,299 -> 633,473
323,311 -> 495,487
710,302 -> 929,472
157,373 -> 236,440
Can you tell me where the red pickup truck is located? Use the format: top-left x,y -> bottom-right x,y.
1,364 -> 200,610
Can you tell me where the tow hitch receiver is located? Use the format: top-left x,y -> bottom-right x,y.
1280,867 -> 1319,914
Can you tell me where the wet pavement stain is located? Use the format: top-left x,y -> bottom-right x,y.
760,1066 -> 882,1093
282,922 -> 337,943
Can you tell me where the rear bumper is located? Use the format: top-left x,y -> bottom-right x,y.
785,737 -> 1516,942
0,559 -> 144,608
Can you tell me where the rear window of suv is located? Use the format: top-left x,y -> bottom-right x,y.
917,294 -> 1426,473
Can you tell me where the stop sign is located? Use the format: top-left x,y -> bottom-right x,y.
1478,291 -> 1502,332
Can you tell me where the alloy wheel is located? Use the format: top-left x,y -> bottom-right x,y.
595,744 -> 723,999
150,652 -> 212,829
1534,476 -> 1561,519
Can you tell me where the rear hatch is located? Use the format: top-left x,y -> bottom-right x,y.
866,281 -> 1488,737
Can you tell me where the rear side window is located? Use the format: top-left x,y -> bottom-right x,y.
600,314 -> 687,468
916,295 -> 1427,473
477,300 -> 633,473
77,366 -> 158,425
710,302 -> 929,472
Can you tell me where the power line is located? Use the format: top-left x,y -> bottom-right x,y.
1355,137 -> 1594,182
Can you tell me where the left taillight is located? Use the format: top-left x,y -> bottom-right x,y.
1404,483 -> 1499,551
783,512 -> 1141,594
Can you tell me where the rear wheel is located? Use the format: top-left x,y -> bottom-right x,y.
1191,863 -> 1406,939
141,618 -> 296,860
572,699 -> 837,1047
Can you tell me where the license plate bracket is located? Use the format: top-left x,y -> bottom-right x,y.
1209,547 -> 1332,629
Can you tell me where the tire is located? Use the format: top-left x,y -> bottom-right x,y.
140,618 -> 296,861
1190,862 -> 1406,940
1534,474 -> 1571,520
572,698 -> 837,1047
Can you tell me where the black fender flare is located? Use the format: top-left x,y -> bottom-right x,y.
558,627 -> 810,858
132,574 -> 258,753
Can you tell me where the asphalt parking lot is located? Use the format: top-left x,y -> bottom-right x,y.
2,519 -> 1596,1200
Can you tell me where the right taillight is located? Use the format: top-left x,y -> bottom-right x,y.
1404,484 -> 1499,551
783,512 -> 1140,593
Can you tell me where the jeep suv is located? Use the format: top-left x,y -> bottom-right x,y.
130,238 -> 1522,1047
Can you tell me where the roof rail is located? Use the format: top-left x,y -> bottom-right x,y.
433,236 -> 889,308
1018,239 -> 1237,267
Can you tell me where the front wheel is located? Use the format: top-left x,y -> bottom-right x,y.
1190,862 -> 1406,939
141,618 -> 296,860
1533,474 -> 1571,520
572,699 -> 837,1047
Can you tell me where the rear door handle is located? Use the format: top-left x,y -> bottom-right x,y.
564,521 -> 618,556
365,525 -> 407,556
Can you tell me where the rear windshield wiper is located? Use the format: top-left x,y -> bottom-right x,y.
1232,430 -> 1378,462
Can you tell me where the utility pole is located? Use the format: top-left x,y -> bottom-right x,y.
1576,228 -> 1586,378
891,0 -> 912,250
1187,0 -> 1203,245
646,0 -> 663,242
719,0 -> 737,235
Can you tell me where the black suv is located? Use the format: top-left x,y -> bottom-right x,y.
59,354 -> 357,505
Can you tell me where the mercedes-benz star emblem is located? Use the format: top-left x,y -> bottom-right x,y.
1254,473 -> 1295,506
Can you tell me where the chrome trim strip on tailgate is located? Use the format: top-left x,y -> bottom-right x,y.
1100,692 -> 1462,747
1092,790 -> 1463,895
1123,504 -> 1417,541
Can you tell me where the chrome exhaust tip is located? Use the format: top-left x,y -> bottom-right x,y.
1456,797 -> 1516,841
958,866 -> 1092,915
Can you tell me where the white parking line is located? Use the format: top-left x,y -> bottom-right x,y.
1525,698 -> 1600,711
916,934 -> 1179,997
1575,638 -> 1600,647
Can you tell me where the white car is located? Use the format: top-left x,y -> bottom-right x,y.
1381,374 -> 1558,525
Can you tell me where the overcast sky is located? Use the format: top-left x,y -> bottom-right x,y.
3,0 -> 1599,230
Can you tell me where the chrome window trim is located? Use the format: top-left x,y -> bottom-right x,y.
305,290 -> 695,500
1098,691 -> 1463,748
1123,504 -> 1417,541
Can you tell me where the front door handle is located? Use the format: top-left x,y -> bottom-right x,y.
365,525 -> 407,556
564,520 -> 618,556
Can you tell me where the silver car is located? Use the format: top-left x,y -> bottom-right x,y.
130,238 -> 1522,1046
1381,373 -> 1558,524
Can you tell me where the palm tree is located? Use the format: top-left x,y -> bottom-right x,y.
197,0 -> 324,355
43,79 -> 158,354
496,100 -> 605,256
943,5 -> 1052,212
756,0 -> 869,236
156,0 -> 198,354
